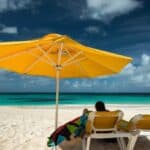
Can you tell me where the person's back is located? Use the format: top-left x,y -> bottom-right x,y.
91,101 -> 117,143
74,101 -> 108,138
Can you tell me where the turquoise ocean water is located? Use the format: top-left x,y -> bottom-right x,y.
0,93 -> 149,106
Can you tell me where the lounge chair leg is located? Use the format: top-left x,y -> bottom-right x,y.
82,137 -> 86,150
86,137 -> 91,150
126,134 -> 138,150
117,138 -> 122,150
119,137 -> 126,150
117,137 -> 126,150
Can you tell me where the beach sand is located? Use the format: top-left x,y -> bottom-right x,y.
0,104 -> 149,150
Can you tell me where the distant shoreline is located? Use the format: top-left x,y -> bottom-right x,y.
0,92 -> 149,95
0,104 -> 150,108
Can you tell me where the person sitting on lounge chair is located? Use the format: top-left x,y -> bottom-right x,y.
75,101 -> 108,138
85,101 -> 119,143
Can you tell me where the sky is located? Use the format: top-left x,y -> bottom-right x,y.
0,0 -> 150,93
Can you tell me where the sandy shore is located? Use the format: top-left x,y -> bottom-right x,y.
0,104 -> 149,150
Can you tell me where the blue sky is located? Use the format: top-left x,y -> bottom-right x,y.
0,0 -> 150,93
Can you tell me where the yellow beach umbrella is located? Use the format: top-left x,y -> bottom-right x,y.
0,33 -> 132,128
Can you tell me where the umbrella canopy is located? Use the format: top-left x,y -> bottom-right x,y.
0,33 -> 132,78
0,33 -> 132,128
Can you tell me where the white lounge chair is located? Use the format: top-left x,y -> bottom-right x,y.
128,114 -> 150,147
82,110 -> 139,150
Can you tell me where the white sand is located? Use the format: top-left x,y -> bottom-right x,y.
0,104 -> 149,150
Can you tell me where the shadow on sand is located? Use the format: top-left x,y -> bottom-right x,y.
59,136 -> 150,150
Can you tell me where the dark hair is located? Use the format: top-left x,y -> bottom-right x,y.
95,101 -> 106,111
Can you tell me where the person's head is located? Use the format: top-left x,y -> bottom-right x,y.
95,101 -> 106,111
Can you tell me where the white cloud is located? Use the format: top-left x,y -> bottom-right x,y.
85,26 -> 100,34
71,79 -> 93,89
148,73 -> 150,80
81,80 -> 92,88
0,0 -> 32,12
120,54 -> 150,87
72,81 -> 80,88
0,26 -> 18,34
81,0 -> 141,22
141,54 -> 150,66
131,74 -> 143,83
120,63 -> 136,75
95,54 -> 150,91
64,80 -> 71,86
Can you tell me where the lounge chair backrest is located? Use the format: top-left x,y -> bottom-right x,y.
130,114 -> 150,130
86,110 -> 123,134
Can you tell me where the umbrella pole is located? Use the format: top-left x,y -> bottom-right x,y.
55,69 -> 60,129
